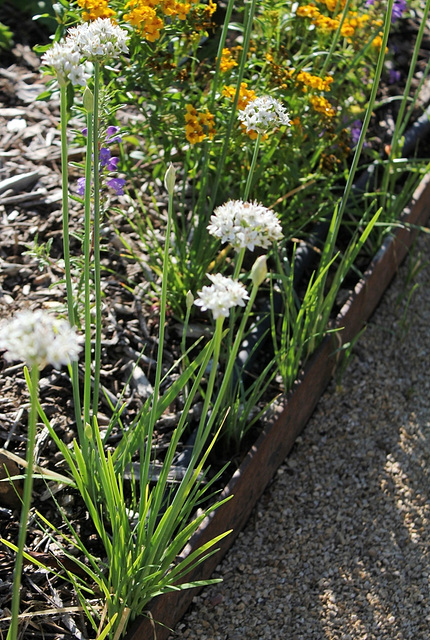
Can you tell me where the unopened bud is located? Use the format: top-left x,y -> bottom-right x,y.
164,163 -> 176,195
250,255 -> 267,287
83,87 -> 94,113
186,290 -> 194,310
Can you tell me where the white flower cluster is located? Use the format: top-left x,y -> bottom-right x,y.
41,18 -> 129,87
41,40 -> 90,87
238,95 -> 290,134
207,199 -> 283,251
67,18 -> 129,61
0,309 -> 82,370
194,273 -> 249,320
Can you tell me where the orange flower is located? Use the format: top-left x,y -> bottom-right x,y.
217,48 -> 238,72
222,82 -> 257,111
124,0 -> 164,40
296,70 -> 333,92
185,104 -> 215,144
310,95 -> 336,118
77,0 -> 115,21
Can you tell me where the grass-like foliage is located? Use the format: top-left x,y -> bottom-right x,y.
0,0 -> 429,637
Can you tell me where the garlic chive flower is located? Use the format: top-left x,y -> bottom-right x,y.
67,18 -> 129,61
207,200 -> 283,252
41,40 -> 90,87
194,274 -> 249,320
238,95 -> 290,135
0,309 -> 82,370
41,19 -> 128,85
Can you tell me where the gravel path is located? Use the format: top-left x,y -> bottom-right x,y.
170,230 -> 430,640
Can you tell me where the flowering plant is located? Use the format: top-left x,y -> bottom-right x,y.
207,200 -> 284,252
1,0 -> 428,637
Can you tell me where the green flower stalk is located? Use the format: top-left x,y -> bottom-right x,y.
141,162 -> 177,523
42,33 -> 89,439
0,311 -> 81,640
41,17 -> 129,432
238,95 -> 291,201
193,256 -> 269,446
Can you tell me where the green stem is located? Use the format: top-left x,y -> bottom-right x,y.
194,0 -> 258,269
233,247 -> 246,280
243,132 -> 261,202
194,0 -> 238,219
7,365 -> 40,640
60,86 -> 75,329
207,0 -> 258,213
202,280 -> 260,442
320,0 -> 353,76
209,0 -> 236,109
59,85 -> 83,438
381,0 -> 430,205
142,178 -> 174,492
337,0 -> 393,223
92,62 -> 102,417
83,109 -> 93,428
181,297 -> 193,401
195,316 -> 224,448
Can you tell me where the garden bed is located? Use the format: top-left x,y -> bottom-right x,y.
1,3 -> 430,638
125,171 -> 430,639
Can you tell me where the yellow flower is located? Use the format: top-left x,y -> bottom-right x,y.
313,14 -> 339,31
371,34 -> 386,50
77,0 -> 115,21
222,82 -> 257,111
217,48 -> 238,72
296,4 -> 320,19
124,0 -> 164,40
321,0 -> 346,10
341,23 -> 355,37
185,104 -> 215,144
162,0 -> 192,20
296,70 -> 333,92
206,0 -> 217,16
310,95 -> 336,118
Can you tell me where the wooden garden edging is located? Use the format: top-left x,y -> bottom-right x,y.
125,172 -> 430,640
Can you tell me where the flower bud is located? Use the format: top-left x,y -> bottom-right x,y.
186,290 -> 194,310
250,255 -> 267,287
83,87 -> 94,113
164,163 -> 176,195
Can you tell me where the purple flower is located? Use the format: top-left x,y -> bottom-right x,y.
76,177 -> 86,196
107,178 -> 126,195
389,68 -> 401,84
99,147 -> 120,170
99,147 -> 112,168
350,120 -> 363,146
106,125 -> 122,144
82,127 -> 88,137
392,0 -> 407,22
106,156 -> 119,171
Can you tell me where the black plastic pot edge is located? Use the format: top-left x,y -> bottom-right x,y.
124,171 -> 430,640
235,102 -> 430,373
173,102 -> 430,476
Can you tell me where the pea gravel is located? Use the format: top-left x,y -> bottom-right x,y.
170,231 -> 430,640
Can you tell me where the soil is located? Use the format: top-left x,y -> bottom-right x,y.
0,5 -> 429,639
